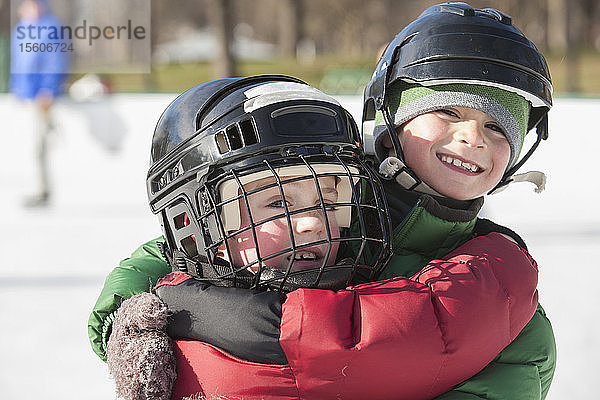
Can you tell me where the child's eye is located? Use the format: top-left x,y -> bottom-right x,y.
437,109 -> 459,118
267,199 -> 290,208
485,122 -> 505,134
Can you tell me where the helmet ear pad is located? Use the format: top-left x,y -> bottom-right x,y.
163,201 -> 200,259
159,185 -> 210,278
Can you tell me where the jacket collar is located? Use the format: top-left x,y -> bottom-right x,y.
383,180 -> 483,257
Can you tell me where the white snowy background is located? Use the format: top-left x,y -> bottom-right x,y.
0,92 -> 598,399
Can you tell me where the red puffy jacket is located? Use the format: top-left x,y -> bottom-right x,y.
157,233 -> 538,400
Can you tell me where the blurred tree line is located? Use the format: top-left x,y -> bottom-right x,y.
1,0 -> 600,94
156,0 -> 600,94
155,0 -> 600,56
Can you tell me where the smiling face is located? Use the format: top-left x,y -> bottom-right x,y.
392,107 -> 511,200
224,175 -> 341,273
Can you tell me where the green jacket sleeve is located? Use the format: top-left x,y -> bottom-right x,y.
435,305 -> 556,399
87,237 -> 171,361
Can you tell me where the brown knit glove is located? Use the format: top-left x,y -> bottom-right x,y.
106,292 -> 177,400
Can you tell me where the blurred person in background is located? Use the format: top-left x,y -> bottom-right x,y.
9,0 -> 69,207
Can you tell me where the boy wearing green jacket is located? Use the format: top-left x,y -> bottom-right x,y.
359,3 -> 555,398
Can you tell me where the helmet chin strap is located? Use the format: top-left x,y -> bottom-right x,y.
379,156 -> 442,196
379,103 -> 443,196
489,116 -> 548,195
488,170 -> 546,195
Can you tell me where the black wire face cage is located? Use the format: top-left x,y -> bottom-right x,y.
162,149 -> 392,292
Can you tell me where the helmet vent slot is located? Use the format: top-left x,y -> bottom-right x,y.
174,212 -> 190,229
226,125 -> 243,150
180,235 -> 198,257
215,131 -> 229,154
215,118 -> 258,154
239,118 -> 258,146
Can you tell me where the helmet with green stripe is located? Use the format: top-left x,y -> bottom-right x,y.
362,2 -> 552,194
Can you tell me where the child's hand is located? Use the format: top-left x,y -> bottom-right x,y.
106,292 -> 177,400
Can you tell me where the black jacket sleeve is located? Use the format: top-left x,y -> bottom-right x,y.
155,275 -> 288,365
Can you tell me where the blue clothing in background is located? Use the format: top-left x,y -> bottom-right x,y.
9,12 -> 70,100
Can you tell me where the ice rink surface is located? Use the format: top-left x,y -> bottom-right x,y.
0,93 -> 598,399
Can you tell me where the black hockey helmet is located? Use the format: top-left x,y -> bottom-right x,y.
363,2 -> 552,190
147,75 -> 391,291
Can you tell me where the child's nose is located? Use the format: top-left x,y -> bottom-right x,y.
293,211 -> 325,235
454,121 -> 486,148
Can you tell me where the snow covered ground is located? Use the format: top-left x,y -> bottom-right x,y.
0,92 -> 598,399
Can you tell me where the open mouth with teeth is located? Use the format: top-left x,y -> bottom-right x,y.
285,249 -> 325,270
438,154 -> 483,174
